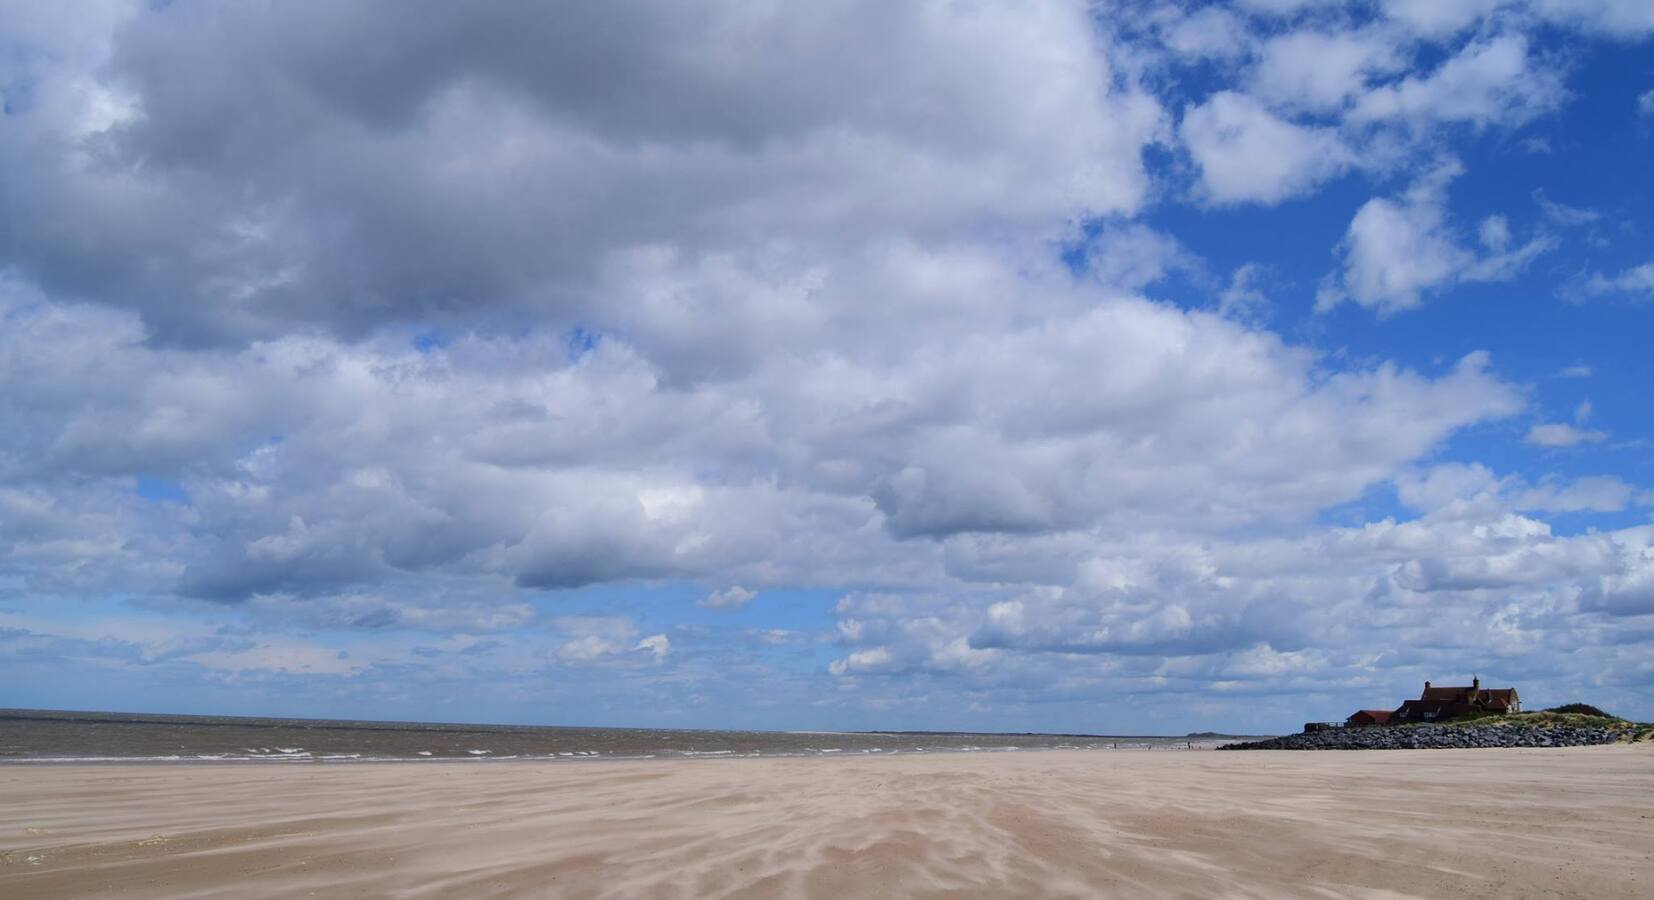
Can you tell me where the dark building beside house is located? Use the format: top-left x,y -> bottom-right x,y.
1390,677 -> 1519,723
1346,709 -> 1392,727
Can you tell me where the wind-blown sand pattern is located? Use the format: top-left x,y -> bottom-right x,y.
3,746 -> 1651,898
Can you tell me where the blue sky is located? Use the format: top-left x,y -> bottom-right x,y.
2,0 -> 1653,734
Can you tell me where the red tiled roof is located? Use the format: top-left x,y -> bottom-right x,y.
1392,684 -> 1521,721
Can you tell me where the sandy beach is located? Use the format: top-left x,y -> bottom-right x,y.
2,746 -> 1650,899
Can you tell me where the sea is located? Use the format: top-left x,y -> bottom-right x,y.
0,708 -> 1246,763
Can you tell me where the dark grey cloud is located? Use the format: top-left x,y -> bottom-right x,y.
3,0 -> 1159,345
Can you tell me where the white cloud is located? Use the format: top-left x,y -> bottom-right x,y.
1319,160 -> 1554,314
1081,225 -> 1192,291
1640,88 -> 1654,116
1218,264 -> 1272,322
556,635 -> 627,663
1582,559 -> 1654,617
1578,260 -> 1654,298
548,618 -> 673,665
1463,233 -> 1557,281
1393,462 -> 1504,514
701,586 -> 758,611
829,506 -> 1654,698
1320,172 -> 1469,314
1533,0 -> 1654,37
1532,189 -> 1601,226
1525,423 -> 1608,447
1349,34 -> 1565,128
869,503 -> 1654,685
1380,0 -> 1505,38
1479,215 -> 1512,251
0,274 -> 1525,606
1180,91 -> 1353,205
1250,29 -> 1401,112
1395,463 -> 1639,515
1513,476 -> 1639,513
634,634 -> 671,662
828,646 -> 894,676
1160,6 -> 1253,61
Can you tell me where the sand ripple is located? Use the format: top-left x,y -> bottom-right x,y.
2,746 -> 1651,898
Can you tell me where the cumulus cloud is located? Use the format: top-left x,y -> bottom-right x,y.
1319,170 -> 1467,313
0,274 -> 1528,604
548,617 -> 675,666
1180,91 -> 1353,205
0,0 -> 1162,346
1217,264 -> 1273,322
1380,0 -> 1506,38
1166,12 -> 1579,217
554,635 -> 626,664
807,350 -> 1648,716
1532,0 -> 1654,37
1348,34 -> 1565,128
1318,160 -> 1554,314
1581,561 -> 1654,617
1249,28 -> 1402,112
1159,6 -> 1253,61
1080,225 -> 1194,292
829,506 -> 1654,703
828,646 -> 894,677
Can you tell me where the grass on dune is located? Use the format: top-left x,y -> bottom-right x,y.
1425,704 -> 1653,738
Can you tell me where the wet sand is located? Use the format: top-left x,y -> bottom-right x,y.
2,745 -> 1651,898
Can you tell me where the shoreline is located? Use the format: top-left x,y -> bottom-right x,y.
0,738 -> 1247,766
0,708 -> 1258,763
5,745 -> 1650,898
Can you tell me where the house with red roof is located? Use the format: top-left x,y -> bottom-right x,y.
1338,677 -> 1520,729
1390,677 -> 1520,723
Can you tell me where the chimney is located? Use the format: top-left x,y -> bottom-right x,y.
1473,675 -> 1480,690
1424,681 -> 1431,690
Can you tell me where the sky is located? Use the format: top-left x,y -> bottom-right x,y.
1,0 -> 1652,735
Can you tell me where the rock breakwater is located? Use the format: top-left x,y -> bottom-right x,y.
1219,722 -> 1627,750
